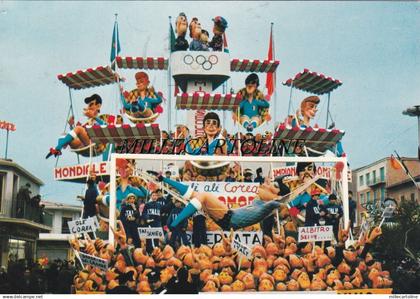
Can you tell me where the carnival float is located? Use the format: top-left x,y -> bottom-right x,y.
46,13 -> 393,294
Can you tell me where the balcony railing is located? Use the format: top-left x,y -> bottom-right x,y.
367,177 -> 386,187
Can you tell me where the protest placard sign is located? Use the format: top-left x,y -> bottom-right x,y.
232,239 -> 252,259
79,252 -> 108,272
68,216 -> 99,235
298,225 -> 333,242
138,227 -> 164,239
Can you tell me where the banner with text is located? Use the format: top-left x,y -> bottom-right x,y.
272,165 -> 333,180
186,231 -> 262,247
79,252 -> 108,272
232,239 -> 252,259
68,216 -> 99,235
298,225 -> 333,242
54,162 -> 109,181
187,181 -> 259,208
138,227 -> 164,239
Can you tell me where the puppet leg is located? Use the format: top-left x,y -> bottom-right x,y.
162,177 -> 194,200
55,131 -> 77,151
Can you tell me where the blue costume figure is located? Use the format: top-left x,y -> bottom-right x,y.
101,159 -> 148,211
46,94 -> 106,158
188,17 -> 207,51
185,112 -> 233,155
142,191 -> 164,253
150,173 -> 290,231
236,73 -> 270,132
120,193 -> 140,247
121,72 -> 162,118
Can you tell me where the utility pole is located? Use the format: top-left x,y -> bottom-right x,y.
402,105 -> 420,160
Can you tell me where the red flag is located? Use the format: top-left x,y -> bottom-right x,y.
265,25 -> 275,100
390,155 -> 402,170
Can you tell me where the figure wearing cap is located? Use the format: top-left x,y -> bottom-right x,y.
121,72 -> 163,119
174,12 -> 189,51
209,16 -> 228,51
304,188 -> 327,227
46,94 -> 106,158
234,73 -> 270,132
287,96 -> 320,129
120,193 -> 140,247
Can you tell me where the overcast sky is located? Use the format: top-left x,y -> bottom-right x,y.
0,1 -> 418,205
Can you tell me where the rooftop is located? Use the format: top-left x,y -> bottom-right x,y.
0,158 -> 44,186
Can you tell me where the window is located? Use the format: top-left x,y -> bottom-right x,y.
411,193 -> 415,201
359,175 -> 364,186
367,191 -> 371,203
380,167 -> 385,181
381,187 -> 385,201
61,217 -> 72,234
372,170 -> 376,184
366,173 -> 370,185
360,194 -> 365,204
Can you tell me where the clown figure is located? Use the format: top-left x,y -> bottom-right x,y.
121,72 -> 162,118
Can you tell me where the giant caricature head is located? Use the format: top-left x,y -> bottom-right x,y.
203,112 -> 221,138
175,12 -> 188,37
135,72 -> 150,92
189,17 -> 201,39
245,73 -> 259,96
296,162 -> 316,184
300,96 -> 320,124
212,16 -> 228,35
84,94 -> 102,118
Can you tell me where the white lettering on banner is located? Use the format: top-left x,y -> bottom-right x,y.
188,182 -> 259,208
68,217 -> 98,235
54,162 -> 109,180
232,239 -> 252,259
79,252 -> 108,272
298,225 -> 333,242
186,231 -> 262,246
272,166 -> 332,180
138,227 -> 164,239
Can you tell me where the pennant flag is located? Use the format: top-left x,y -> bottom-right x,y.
110,21 -> 121,63
390,155 -> 402,170
265,24 -> 275,100
174,83 -> 180,96
169,22 -> 176,52
223,32 -> 229,53
394,152 -> 411,174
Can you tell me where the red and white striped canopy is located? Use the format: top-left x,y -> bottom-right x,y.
282,69 -> 342,95
274,125 -> 345,153
115,56 -> 169,70
57,66 -> 118,90
230,59 -> 279,73
85,123 -> 161,144
176,92 -> 242,110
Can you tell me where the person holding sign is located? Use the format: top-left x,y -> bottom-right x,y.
142,191 -> 164,253
120,193 -> 140,248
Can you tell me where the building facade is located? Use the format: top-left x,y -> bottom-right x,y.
353,157 -> 420,221
0,159 -> 51,268
37,201 -> 82,261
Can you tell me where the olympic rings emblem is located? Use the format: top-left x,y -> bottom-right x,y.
183,54 -> 219,71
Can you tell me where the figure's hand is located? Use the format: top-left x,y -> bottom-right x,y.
338,226 -> 349,244
68,116 -> 75,126
110,220 -> 127,250
367,227 -> 382,243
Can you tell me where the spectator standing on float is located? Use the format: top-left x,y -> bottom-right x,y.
120,193 -> 141,247
192,211 -> 207,248
348,190 -> 357,234
243,169 -> 253,182
78,171 -> 98,219
142,191 -> 164,253
254,167 -> 264,184
167,200 -> 190,248
304,189 -> 326,227
324,193 -> 343,242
